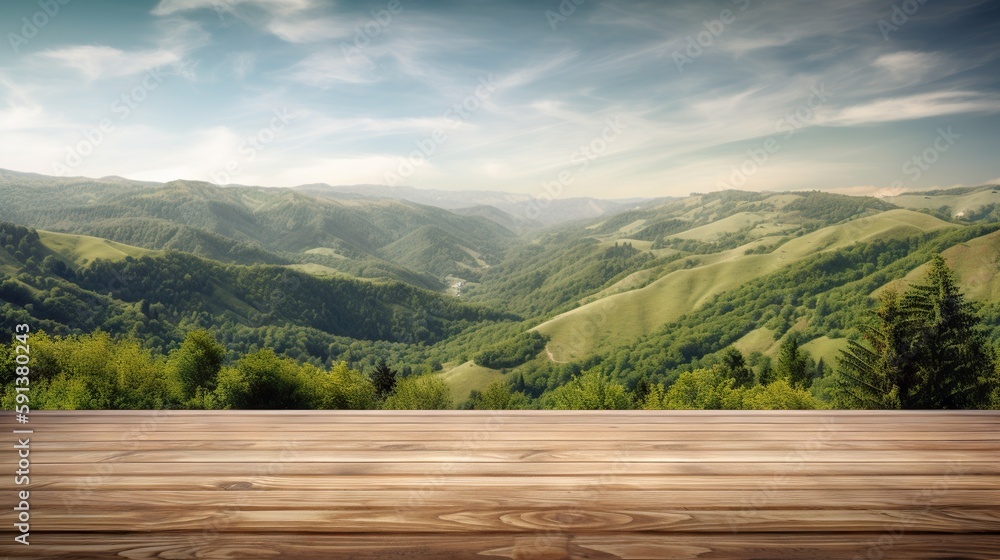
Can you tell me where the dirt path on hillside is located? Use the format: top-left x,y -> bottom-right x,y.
545,344 -> 569,364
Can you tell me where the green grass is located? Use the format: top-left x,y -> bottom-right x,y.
286,263 -> 353,279
800,336 -> 849,367
437,360 -> 503,406
38,230 -> 154,268
888,189 -> 1000,217
875,227 -> 1000,303
732,328 -> 779,356
536,210 -> 955,361
669,211 -> 767,241
303,247 -> 347,259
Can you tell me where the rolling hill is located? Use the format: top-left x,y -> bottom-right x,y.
0,169 -> 519,288
535,209 -> 955,362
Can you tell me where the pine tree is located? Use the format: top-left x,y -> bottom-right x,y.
837,256 -> 998,409
902,256 -> 996,408
777,333 -> 810,389
718,347 -> 754,387
370,361 -> 399,400
836,290 -> 907,409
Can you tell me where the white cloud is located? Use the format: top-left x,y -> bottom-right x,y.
151,0 -> 314,17
873,51 -> 940,81
267,17 -> 345,43
821,91 -> 1000,126
0,76 -> 65,131
35,46 -> 180,81
288,52 -> 380,86
498,51 -> 578,90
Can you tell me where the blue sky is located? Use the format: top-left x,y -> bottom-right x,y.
1,0 -> 999,198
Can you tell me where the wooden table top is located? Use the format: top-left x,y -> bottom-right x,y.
2,410 -> 998,559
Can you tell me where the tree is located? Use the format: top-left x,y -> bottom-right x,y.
214,349 -> 307,409
370,360 -> 398,400
470,379 -> 531,410
718,347 -> 753,387
168,330 -> 226,399
542,368 -> 632,410
776,333 -> 811,389
837,256 -> 999,409
657,368 -> 742,410
836,290 -> 909,409
382,375 -> 453,409
313,362 -> 377,410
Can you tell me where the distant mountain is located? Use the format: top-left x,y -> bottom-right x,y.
292,183 -> 655,226
450,205 -> 542,234
0,170 -> 523,288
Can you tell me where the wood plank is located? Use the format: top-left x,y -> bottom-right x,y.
26,439 -> 1000,451
23,460 -> 1000,476
23,488 -> 1000,509
23,506 -> 1000,533
13,448 -> 998,463
3,533 -> 1000,560
28,474 -> 1000,492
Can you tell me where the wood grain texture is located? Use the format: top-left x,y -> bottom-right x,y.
1,410 -> 997,559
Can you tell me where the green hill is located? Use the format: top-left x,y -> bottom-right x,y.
535,209 -> 953,361
0,171 -> 516,287
0,221 -> 513,365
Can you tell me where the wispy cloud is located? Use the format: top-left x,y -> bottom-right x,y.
288,52 -> 381,86
152,0 -> 314,17
35,46 -> 180,81
822,91 -> 1000,126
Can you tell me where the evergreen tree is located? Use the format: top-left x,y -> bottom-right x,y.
718,347 -> 754,387
631,378 -> 652,405
837,256 -> 998,409
902,256 -> 997,408
776,333 -> 810,389
370,360 -> 399,400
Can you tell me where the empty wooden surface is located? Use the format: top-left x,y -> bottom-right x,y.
2,410 -> 998,559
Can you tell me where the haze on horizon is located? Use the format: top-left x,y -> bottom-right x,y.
1,0 -> 999,199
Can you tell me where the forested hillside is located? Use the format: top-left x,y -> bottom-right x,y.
2,170 -> 999,410
0,169 -> 519,288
